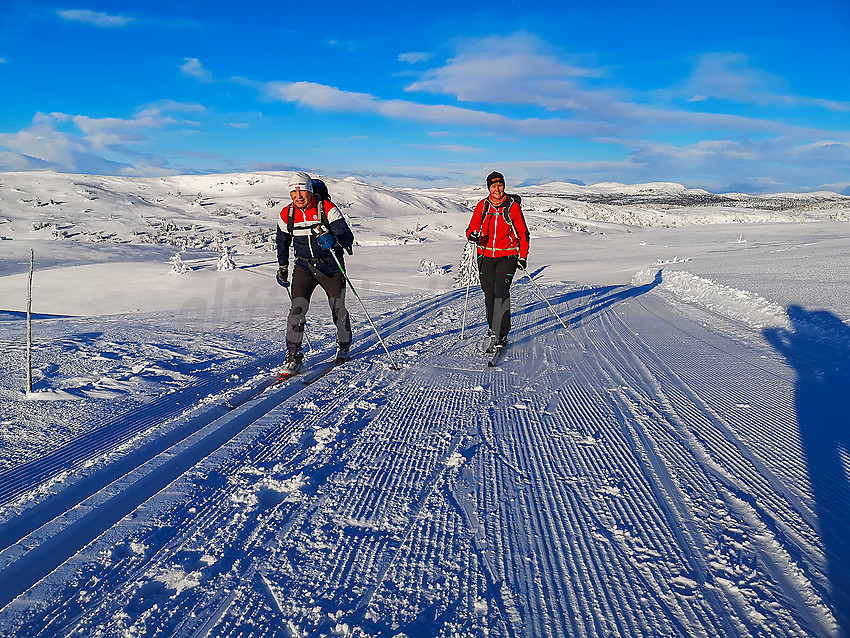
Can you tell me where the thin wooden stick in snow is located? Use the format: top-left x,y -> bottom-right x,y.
26,249 -> 34,394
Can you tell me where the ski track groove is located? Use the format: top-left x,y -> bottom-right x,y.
0,281 -> 841,636
547,328 -> 723,633
579,293 -> 832,635
601,301 -> 833,633
0,289 -> 457,522
609,299 -> 823,549
0,289 -> 462,630
494,361 -> 702,636
588,315 -> 756,636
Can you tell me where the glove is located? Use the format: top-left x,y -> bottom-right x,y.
317,232 -> 337,250
517,257 -> 527,270
276,267 -> 289,287
468,231 -> 481,244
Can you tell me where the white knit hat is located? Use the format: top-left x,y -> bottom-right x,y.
289,171 -> 313,192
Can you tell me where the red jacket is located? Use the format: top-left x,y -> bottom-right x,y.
466,196 -> 530,259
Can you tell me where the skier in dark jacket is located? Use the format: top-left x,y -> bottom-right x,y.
465,171 -> 530,352
276,172 -> 354,375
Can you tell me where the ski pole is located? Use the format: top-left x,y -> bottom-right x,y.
459,242 -> 475,340
459,279 -> 471,340
518,264 -> 571,330
327,250 -> 399,370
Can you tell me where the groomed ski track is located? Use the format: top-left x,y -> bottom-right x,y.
0,274 -> 846,637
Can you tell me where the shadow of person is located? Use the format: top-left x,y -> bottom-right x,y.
764,305 -> 850,631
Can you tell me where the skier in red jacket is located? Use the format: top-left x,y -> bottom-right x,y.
465,171 -> 530,352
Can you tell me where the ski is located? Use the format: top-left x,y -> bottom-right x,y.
301,359 -> 338,384
225,372 -> 290,409
227,343 -> 369,409
301,351 -> 353,384
487,344 -> 505,367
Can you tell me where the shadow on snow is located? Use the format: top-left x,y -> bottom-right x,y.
507,269 -> 663,347
764,305 -> 850,632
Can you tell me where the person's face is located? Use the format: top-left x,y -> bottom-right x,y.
290,188 -> 313,209
489,180 -> 505,199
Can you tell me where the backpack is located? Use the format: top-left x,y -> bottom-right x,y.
311,178 -> 331,202
286,178 -> 353,255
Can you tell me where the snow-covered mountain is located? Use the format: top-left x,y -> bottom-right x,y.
2,171 -> 847,259
1,170 -> 850,637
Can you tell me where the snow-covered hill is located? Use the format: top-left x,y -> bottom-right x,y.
1,171 -> 850,637
0,171 -> 469,262
2,171 -> 847,263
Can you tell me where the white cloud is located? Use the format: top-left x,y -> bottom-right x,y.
141,100 -> 206,115
399,52 -> 434,64
619,136 -> 850,192
788,139 -> 850,162
56,9 -> 133,27
678,53 -> 790,106
326,38 -> 365,52
676,52 -> 850,113
265,80 -> 612,137
437,144 -> 481,153
400,36 -> 850,139
0,57 -> 6,64
71,111 -> 177,148
181,58 -> 213,83
265,77 -> 838,144
811,98 -> 850,113
269,81 -> 377,112
406,33 -> 602,111
0,114 -> 115,172
233,34 -> 850,155
0,109 -> 196,174
0,150 -> 49,170
441,136 -> 850,193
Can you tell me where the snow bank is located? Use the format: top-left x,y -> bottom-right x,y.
633,267 -> 850,353
632,267 -> 790,330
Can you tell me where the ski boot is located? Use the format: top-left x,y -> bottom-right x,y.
482,330 -> 498,354
279,349 -> 303,380
335,341 -> 351,365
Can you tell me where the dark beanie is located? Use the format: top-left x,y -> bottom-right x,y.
486,171 -> 505,188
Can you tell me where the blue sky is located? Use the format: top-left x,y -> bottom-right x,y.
1,1 -> 849,193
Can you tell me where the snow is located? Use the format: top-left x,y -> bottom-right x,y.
1,170 -> 850,636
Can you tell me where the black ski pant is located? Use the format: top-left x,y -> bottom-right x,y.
478,254 -> 517,340
286,262 -> 351,353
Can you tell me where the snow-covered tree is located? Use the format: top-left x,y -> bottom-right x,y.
169,252 -> 190,274
210,231 -> 226,253
216,246 -> 236,271
418,259 -> 446,277
453,242 -> 479,288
